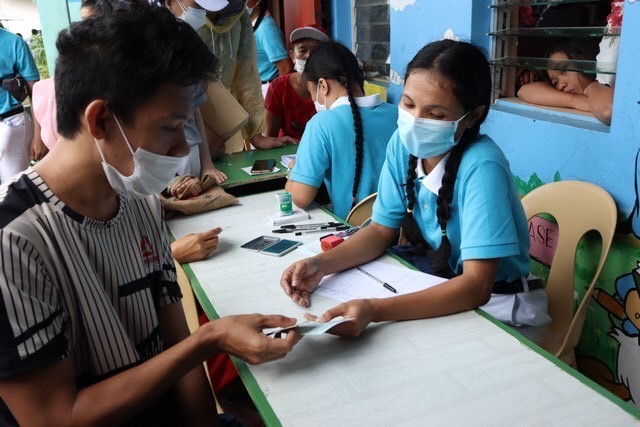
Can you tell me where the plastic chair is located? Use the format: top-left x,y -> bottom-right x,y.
520,180 -> 617,367
345,192 -> 377,226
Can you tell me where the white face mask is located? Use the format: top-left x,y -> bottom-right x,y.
95,115 -> 186,199
397,107 -> 469,159
294,58 -> 306,74
177,0 -> 207,30
314,84 -> 326,113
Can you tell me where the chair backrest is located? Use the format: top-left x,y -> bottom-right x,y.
346,192 -> 377,226
520,180 -> 617,366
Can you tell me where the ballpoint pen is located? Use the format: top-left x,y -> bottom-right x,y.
280,222 -> 343,230
294,226 -> 350,236
318,226 -> 360,240
356,266 -> 397,293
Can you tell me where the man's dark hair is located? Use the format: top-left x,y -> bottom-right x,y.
55,5 -> 218,138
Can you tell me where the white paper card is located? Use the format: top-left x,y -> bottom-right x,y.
242,166 -> 281,176
281,154 -> 296,168
264,318 -> 354,336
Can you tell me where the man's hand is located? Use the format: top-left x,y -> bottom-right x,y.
280,257 -> 325,307
171,228 -> 222,264
204,314 -> 302,365
201,166 -> 227,185
251,134 -> 298,149
169,176 -> 201,199
30,136 -> 49,162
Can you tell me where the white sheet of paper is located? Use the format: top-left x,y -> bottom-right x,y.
281,154 -> 296,168
314,260 -> 447,302
264,318 -> 354,336
242,166 -> 281,176
296,318 -> 354,335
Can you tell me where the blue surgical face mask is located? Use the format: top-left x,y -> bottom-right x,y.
314,85 -> 326,113
176,0 -> 207,30
397,107 -> 469,159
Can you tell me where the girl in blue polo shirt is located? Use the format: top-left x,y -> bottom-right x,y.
285,41 -> 398,220
280,40 -> 550,334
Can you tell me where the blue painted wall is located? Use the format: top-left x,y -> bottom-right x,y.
330,0 -> 351,47
485,4 -> 640,212
387,0 -> 489,104
332,0 -> 640,217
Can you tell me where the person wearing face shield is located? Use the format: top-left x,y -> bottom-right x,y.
0,6 -> 300,426
164,0 -> 294,152
263,25 -> 328,143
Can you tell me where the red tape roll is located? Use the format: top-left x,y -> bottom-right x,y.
320,235 -> 344,251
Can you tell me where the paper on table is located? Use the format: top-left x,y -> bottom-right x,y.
299,239 -> 323,255
314,260 -> 447,302
281,154 -> 296,168
242,166 -> 281,176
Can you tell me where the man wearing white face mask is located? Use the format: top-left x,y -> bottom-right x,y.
263,25 -> 328,142
0,7 -> 300,426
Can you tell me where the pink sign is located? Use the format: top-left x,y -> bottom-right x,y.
528,216 -> 558,267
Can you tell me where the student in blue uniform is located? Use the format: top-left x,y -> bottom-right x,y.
248,0 -> 292,84
280,40 -> 550,334
285,41 -> 398,220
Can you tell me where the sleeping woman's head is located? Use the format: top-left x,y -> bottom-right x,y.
545,39 -> 597,94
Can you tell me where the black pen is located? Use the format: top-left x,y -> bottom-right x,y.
356,266 -> 397,294
280,222 -> 342,230
294,226 -> 349,236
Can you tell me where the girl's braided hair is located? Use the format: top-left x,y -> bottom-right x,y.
302,41 -> 365,209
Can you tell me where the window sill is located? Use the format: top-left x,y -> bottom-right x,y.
365,76 -> 390,86
491,97 -> 611,134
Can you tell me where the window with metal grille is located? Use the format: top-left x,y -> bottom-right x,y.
489,0 -> 619,120
353,0 -> 390,82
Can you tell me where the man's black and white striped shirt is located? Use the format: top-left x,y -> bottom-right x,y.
0,169 -> 182,421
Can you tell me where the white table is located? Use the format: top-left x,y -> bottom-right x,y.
166,191 -> 640,427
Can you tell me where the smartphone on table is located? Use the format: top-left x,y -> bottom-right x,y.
251,159 -> 276,174
240,236 -> 301,257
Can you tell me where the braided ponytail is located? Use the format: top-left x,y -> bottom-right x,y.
429,133 -> 474,270
344,78 -> 364,208
401,155 -> 433,258
302,41 -> 367,209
